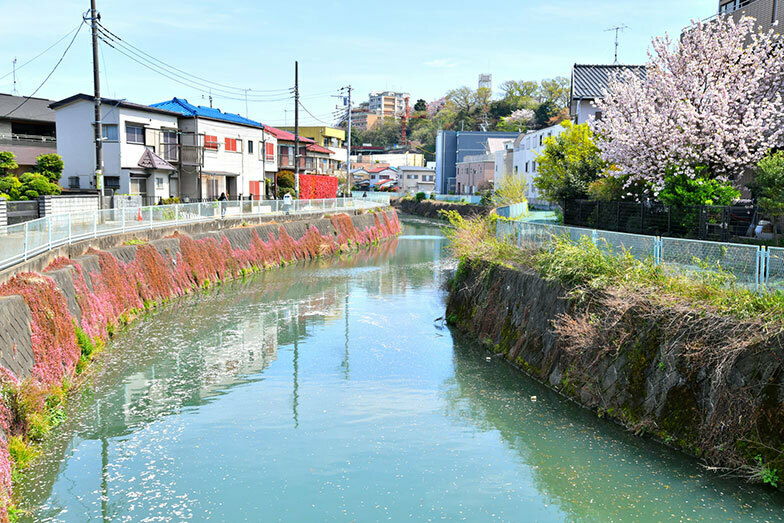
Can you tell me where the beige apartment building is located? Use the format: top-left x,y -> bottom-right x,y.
719,0 -> 782,32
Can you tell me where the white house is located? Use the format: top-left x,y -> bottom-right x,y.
51,94 -> 183,201
151,98 -> 278,200
570,64 -> 645,125
398,166 -> 435,194
510,123 -> 566,206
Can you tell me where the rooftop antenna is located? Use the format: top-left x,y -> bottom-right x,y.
12,58 -> 17,95
606,24 -> 629,64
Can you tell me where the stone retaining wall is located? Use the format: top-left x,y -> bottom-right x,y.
392,198 -> 490,220
447,261 -> 784,490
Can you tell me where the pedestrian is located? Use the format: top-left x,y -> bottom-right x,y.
218,192 -> 227,217
362,190 -> 368,199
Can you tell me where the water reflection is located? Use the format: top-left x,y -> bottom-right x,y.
18,217 -> 784,522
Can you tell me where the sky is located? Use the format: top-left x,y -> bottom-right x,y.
0,0 -> 716,127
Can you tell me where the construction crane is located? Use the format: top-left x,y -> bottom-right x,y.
401,96 -> 410,147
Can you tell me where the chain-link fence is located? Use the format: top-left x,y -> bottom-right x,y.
767,247 -> 784,292
497,216 -> 771,291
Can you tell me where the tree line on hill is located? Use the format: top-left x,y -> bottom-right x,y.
349,77 -> 570,158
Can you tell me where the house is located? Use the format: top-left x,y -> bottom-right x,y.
0,93 -> 57,175
719,0 -> 782,33
151,98 -> 278,200
351,150 -> 425,168
493,138 -> 516,187
398,166 -> 436,194
456,154 -> 495,195
511,123 -> 567,206
51,94 -> 183,200
278,125 -> 347,171
367,165 -> 399,184
435,130 -> 519,194
570,64 -> 646,124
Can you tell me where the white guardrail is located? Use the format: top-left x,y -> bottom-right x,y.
0,198 -> 385,271
497,217 -> 781,293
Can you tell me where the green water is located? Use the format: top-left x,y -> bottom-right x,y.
18,218 -> 784,521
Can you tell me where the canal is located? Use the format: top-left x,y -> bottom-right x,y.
18,218 -> 784,521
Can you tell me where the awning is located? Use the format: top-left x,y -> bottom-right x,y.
202,171 -> 239,177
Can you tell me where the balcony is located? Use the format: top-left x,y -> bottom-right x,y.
719,0 -> 759,13
0,133 -> 56,147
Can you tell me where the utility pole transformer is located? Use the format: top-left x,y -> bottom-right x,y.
294,61 -> 300,197
90,0 -> 104,208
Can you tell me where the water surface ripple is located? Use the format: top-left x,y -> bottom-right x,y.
19,218 -> 784,521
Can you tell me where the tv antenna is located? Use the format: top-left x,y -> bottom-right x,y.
606,24 -> 629,64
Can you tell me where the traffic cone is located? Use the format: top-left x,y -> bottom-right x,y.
137,208 -> 143,221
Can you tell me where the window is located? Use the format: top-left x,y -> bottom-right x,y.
514,166 -> 518,174
130,178 -> 147,195
126,124 -> 145,144
539,135 -> 543,146
248,140 -> 253,154
266,142 -> 275,161
204,135 -> 218,150
594,111 -> 603,122
525,162 -> 529,173
225,137 -> 238,152
105,176 -> 120,190
68,176 -> 79,189
102,124 -> 118,142
532,161 -> 537,172
162,129 -> 177,161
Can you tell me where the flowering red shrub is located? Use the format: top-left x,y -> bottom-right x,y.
299,174 -> 338,199
0,211 -> 400,514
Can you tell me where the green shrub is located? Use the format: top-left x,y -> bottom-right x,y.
415,192 -> 426,202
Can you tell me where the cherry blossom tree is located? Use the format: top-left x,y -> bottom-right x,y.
596,16 -> 784,196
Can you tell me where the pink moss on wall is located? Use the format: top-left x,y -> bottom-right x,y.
0,211 -> 400,514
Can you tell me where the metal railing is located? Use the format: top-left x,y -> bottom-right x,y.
497,219 -> 777,292
0,197 -> 384,271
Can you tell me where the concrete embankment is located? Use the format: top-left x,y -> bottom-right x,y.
446,260 -> 784,489
0,209 -> 400,516
392,198 -> 490,220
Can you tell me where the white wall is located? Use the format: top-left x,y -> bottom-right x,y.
573,99 -> 600,125
55,101 -> 95,190
512,123 -> 566,203
197,119 -> 277,198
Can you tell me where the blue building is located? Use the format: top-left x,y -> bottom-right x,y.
435,130 -> 519,194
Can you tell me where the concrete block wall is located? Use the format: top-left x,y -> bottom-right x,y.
0,199 -> 6,227
38,195 -> 100,217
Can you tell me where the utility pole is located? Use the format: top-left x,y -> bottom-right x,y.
606,24 -> 628,65
294,61 -> 300,197
346,86 -> 352,196
12,58 -> 17,96
90,0 -> 104,208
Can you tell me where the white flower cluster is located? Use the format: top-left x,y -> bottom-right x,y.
596,16 -> 784,195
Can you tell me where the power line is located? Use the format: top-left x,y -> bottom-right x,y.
2,19 -> 85,118
97,33 -> 293,104
96,22 -> 293,98
298,100 -> 335,125
0,23 -> 82,81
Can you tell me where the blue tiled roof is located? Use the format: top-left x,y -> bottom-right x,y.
150,98 -> 264,128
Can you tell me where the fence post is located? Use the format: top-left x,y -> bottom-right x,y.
93,212 -> 97,238
23,222 -> 28,261
47,216 -> 52,248
122,209 -> 126,233
67,214 -> 72,245
591,229 -> 598,246
756,246 -> 763,292
149,206 -> 153,229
